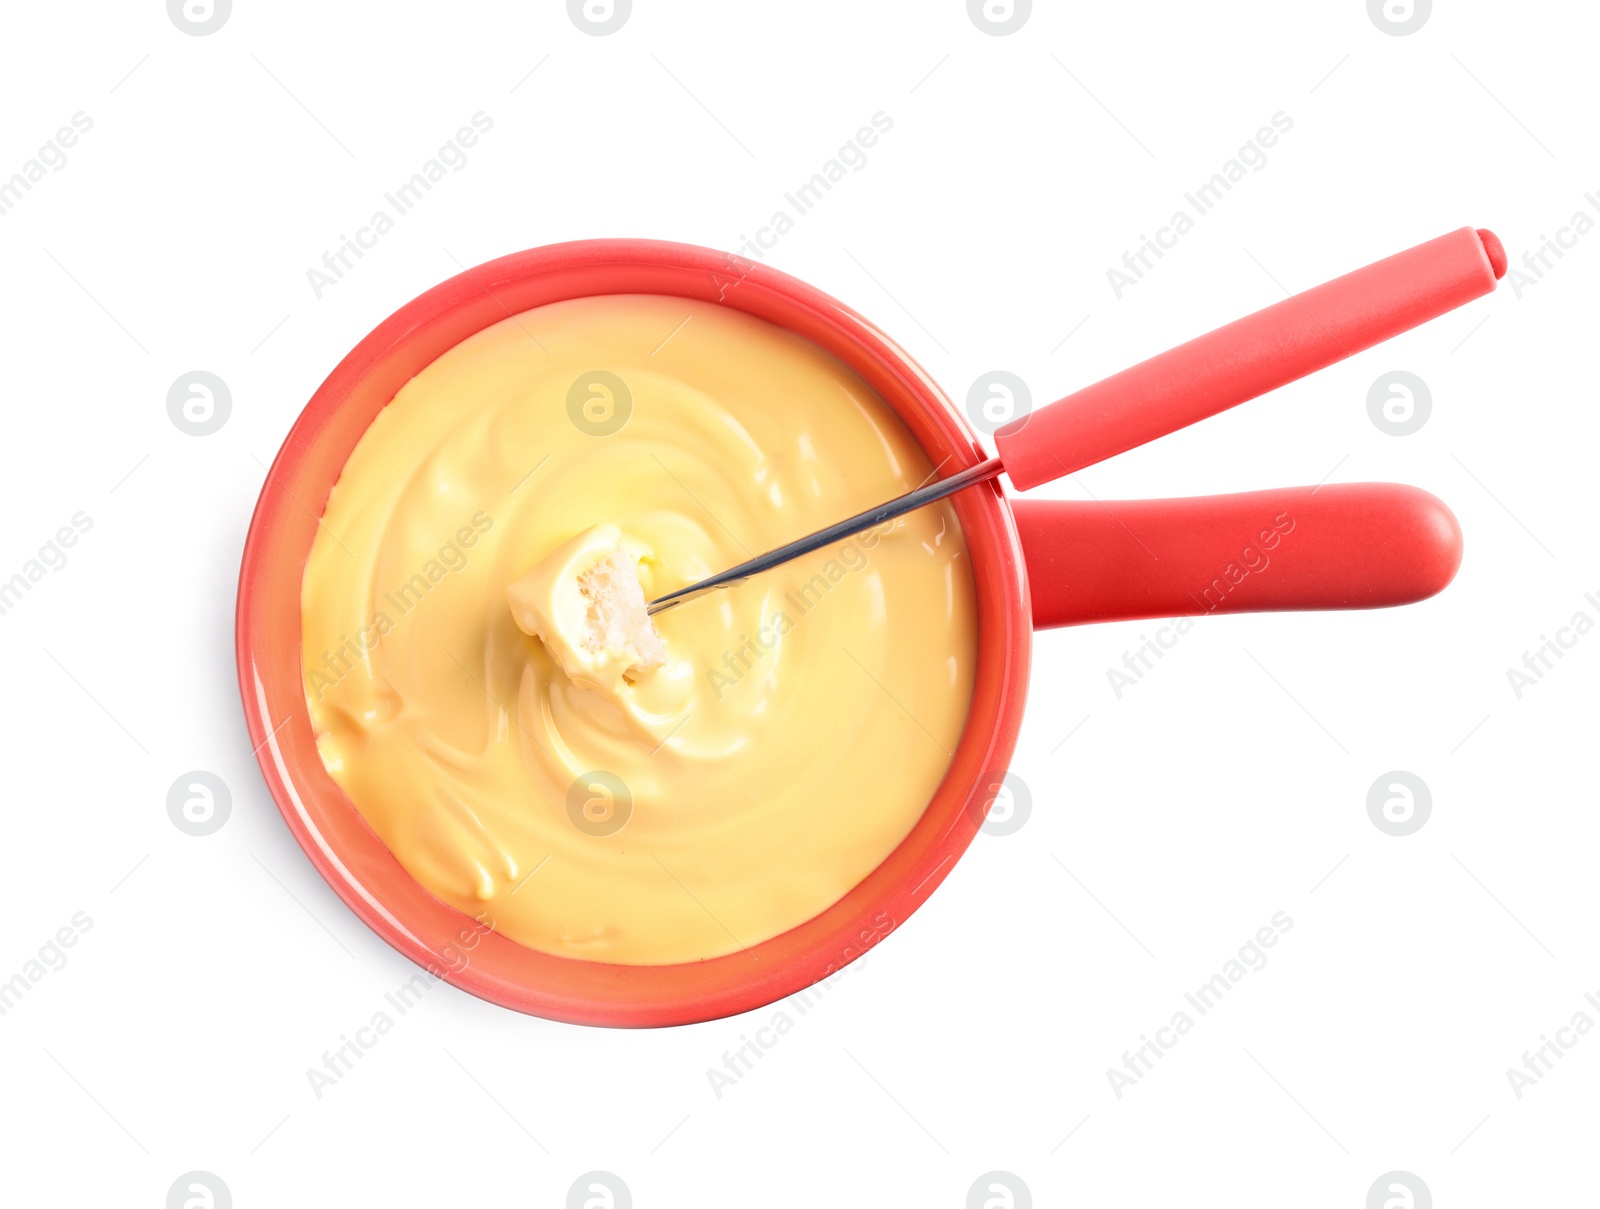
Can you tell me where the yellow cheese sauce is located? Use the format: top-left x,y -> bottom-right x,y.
301,294 -> 976,964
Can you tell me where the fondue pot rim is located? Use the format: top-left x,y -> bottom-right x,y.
236,238 -> 1033,1027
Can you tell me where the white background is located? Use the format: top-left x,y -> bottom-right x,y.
0,1 -> 1593,1205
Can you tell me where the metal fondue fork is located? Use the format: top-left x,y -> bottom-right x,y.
647,227 -> 1506,617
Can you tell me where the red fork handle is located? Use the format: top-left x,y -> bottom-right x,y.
996,227 -> 1506,489
1015,483 -> 1463,630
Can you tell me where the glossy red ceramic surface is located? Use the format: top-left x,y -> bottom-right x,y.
236,241 -> 1033,1027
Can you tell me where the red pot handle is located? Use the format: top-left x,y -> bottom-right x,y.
995,227 -> 1506,489
1015,483 -> 1462,630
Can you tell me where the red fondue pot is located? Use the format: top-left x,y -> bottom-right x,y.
238,228 -> 1501,1025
